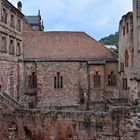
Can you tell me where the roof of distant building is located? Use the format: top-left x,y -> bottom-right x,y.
25,16 -> 41,25
25,10 -> 44,31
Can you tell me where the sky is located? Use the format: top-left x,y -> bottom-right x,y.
9,0 -> 132,40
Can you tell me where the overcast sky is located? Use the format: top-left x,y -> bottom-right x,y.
9,0 -> 132,40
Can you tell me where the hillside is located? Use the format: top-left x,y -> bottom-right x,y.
99,32 -> 119,54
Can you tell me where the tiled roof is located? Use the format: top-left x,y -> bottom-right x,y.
25,16 -> 40,25
23,31 -> 118,61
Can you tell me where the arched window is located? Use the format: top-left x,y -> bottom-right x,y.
94,71 -> 101,86
108,71 -> 116,86
125,50 -> 129,67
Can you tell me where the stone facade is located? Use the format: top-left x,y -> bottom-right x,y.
22,61 -> 118,109
119,0 -> 140,103
0,0 -> 140,140
0,0 -> 24,100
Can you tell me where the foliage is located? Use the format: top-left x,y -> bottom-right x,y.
99,32 -> 119,54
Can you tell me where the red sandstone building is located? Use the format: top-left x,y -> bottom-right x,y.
0,0 -> 140,140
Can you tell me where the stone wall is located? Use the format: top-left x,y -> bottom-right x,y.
0,60 -> 18,99
24,61 -> 81,108
119,12 -> 134,100
23,61 -> 119,109
0,105 -> 139,140
89,62 -> 118,103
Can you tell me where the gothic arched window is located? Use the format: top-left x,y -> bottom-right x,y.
108,71 -> 116,86
94,71 -> 101,87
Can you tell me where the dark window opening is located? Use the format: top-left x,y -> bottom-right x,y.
123,78 -> 127,90
16,42 -> 21,56
17,19 -> 21,31
54,72 -> 63,89
123,26 -> 125,36
29,72 -> 37,88
29,102 -> 34,109
96,121 -> 103,132
10,14 -> 15,27
108,71 -> 116,86
94,71 -> 101,87
24,127 -> 32,139
9,40 -> 14,54
0,85 -> 1,93
126,22 -> 129,33
69,134 -> 72,138
125,50 -> 129,67
1,8 -> 7,23
1,36 -> 7,52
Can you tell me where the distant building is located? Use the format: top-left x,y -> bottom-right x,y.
105,45 -> 117,49
119,0 -> 140,103
23,31 -> 118,108
25,10 -> 44,31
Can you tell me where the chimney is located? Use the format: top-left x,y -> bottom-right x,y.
17,1 -> 22,12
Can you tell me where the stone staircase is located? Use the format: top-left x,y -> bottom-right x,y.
0,92 -> 23,109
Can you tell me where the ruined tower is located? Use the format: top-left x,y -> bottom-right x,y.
119,0 -> 140,102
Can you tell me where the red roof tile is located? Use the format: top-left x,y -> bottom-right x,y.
23,31 -> 117,60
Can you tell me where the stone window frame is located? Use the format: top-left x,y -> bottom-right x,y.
1,34 -> 7,53
17,18 -> 21,31
10,13 -> 15,28
16,41 -> 21,56
1,7 -> 7,24
123,78 -> 127,90
108,71 -> 116,87
9,38 -> 15,55
28,72 -> 37,89
54,72 -> 63,89
93,71 -> 101,87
